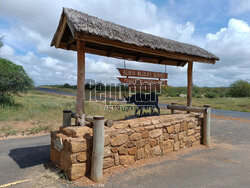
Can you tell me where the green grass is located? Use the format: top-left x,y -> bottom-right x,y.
0,90 -> 170,137
0,90 -> 136,122
159,96 -> 250,112
0,90 -> 75,122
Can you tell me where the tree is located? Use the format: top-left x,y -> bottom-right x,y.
228,80 -> 250,97
0,57 -> 33,106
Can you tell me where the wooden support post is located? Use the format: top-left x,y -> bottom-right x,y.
203,105 -> 211,146
76,40 -> 86,126
91,116 -> 105,182
187,61 -> 193,107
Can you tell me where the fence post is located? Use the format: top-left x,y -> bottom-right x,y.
63,110 -> 72,127
171,103 -> 177,114
91,115 -> 105,182
203,105 -> 211,146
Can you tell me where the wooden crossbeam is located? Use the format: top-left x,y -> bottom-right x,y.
75,33 -> 216,64
59,42 -> 187,67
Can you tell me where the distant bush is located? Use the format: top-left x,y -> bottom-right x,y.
228,80 -> 250,97
63,83 -> 71,88
196,95 -> 202,98
205,92 -> 217,98
161,86 -> 186,97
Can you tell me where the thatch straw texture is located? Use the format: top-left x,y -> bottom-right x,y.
51,8 -> 218,61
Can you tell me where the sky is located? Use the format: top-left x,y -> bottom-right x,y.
0,0 -> 250,87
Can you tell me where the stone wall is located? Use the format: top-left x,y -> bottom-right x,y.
50,113 -> 203,180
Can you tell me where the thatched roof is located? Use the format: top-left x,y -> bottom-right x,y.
51,8 -> 219,65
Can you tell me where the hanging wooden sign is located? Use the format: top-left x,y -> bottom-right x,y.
117,68 -> 168,79
117,68 -> 167,91
118,77 -> 167,85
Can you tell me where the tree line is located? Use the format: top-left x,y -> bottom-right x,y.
52,80 -> 250,98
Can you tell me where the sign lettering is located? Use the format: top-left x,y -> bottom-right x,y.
118,68 -> 168,79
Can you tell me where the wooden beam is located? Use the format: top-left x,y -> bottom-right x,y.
66,37 -> 76,50
136,54 -> 140,61
187,61 -> 193,107
59,42 -> 185,66
158,58 -> 163,64
75,33 -> 217,64
107,47 -> 113,57
55,15 -> 67,48
76,40 -> 86,126
168,104 -> 206,113
179,62 -> 187,66
67,37 -> 76,44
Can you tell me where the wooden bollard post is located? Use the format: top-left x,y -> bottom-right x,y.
203,105 -> 211,146
63,110 -> 72,127
171,103 -> 177,114
91,116 -> 105,182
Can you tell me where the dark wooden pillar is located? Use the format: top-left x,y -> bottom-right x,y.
76,40 -> 85,126
187,61 -> 193,107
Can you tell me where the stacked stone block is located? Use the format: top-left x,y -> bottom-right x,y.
50,114 -> 203,180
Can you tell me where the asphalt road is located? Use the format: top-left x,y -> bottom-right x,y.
37,87 -> 250,120
0,135 -> 50,186
0,118 -> 249,187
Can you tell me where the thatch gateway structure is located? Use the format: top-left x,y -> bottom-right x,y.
51,7 -> 219,126
50,8 -> 219,181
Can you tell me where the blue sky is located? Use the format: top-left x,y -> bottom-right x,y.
0,0 -> 250,87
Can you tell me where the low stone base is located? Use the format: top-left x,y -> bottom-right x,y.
50,113 -> 203,180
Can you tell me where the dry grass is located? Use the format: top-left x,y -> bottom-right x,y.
0,90 -> 169,137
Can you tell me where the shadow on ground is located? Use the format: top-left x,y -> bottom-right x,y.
8,145 -> 50,168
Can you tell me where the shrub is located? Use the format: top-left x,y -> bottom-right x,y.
228,80 -> 250,97
205,92 -> 217,98
0,95 -> 22,108
196,94 -> 202,98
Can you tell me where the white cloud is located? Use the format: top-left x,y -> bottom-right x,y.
194,18 -> 250,86
0,0 -> 197,86
0,0 -> 249,87
0,45 -> 15,57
